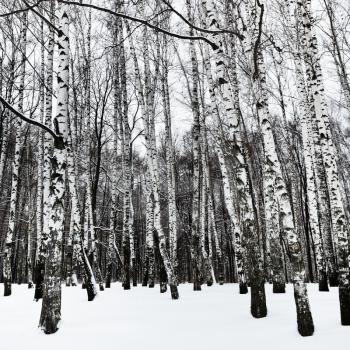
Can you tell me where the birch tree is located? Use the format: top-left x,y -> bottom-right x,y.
35,0 -> 55,301
39,3 -> 69,334
3,11 -> 27,297
296,0 -> 350,325
239,0 -> 314,335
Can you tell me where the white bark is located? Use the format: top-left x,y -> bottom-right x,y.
296,0 -> 350,324
39,4 -> 69,333
3,12 -> 28,297
240,0 -> 313,333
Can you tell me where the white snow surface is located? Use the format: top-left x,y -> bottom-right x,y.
0,283 -> 349,350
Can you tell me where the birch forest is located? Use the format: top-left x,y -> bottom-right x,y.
0,0 -> 350,345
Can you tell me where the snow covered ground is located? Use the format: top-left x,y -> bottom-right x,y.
0,282 -> 349,350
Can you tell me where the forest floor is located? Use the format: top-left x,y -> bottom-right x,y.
0,282 -> 349,349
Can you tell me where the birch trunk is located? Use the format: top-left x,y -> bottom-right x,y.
241,0 -> 314,335
127,17 -> 178,298
200,126 -> 214,286
186,0 -> 202,291
34,15 -> 45,291
66,112 -> 98,300
125,21 -> 155,289
143,174 -> 155,287
323,0 -> 350,114
144,15 -> 178,298
35,0 -> 55,301
148,109 -> 179,298
292,38 -> 328,291
0,112 -> 8,192
206,163 -> 224,285
161,44 -> 178,282
39,5 -> 69,333
297,0 -> 350,325
106,26 -> 120,287
3,12 -> 27,297
202,0 -> 262,301
118,19 -> 132,290
296,1 -> 337,287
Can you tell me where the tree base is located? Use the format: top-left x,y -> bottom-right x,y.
34,288 -> 42,300
105,264 -> 112,288
207,279 -> 213,287
170,284 -> 179,300
34,263 -> 44,300
329,272 -> 339,287
39,277 -> 62,335
193,281 -> 201,291
105,275 -> 111,289
339,285 -> 350,325
296,311 -> 314,336
149,281 -> 155,288
40,313 -> 60,335
294,284 -> 314,336
250,283 -> 267,318
99,283 -> 104,291
193,267 -> 201,291
273,281 -> 286,293
70,274 -> 78,287
34,276 -> 44,300
319,271 -> 329,292
4,282 -> 11,297
86,283 -> 97,301
28,282 -> 34,289
41,323 -> 59,335
239,282 -> 248,294
217,269 -> 224,285
142,271 -> 149,287
160,282 -> 167,293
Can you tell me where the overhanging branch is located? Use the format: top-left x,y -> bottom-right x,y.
0,96 -> 58,140
58,0 -> 219,48
159,0 -> 244,40
0,0 -> 222,49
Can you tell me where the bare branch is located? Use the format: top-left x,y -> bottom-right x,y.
159,0 -> 244,40
0,96 -> 57,140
